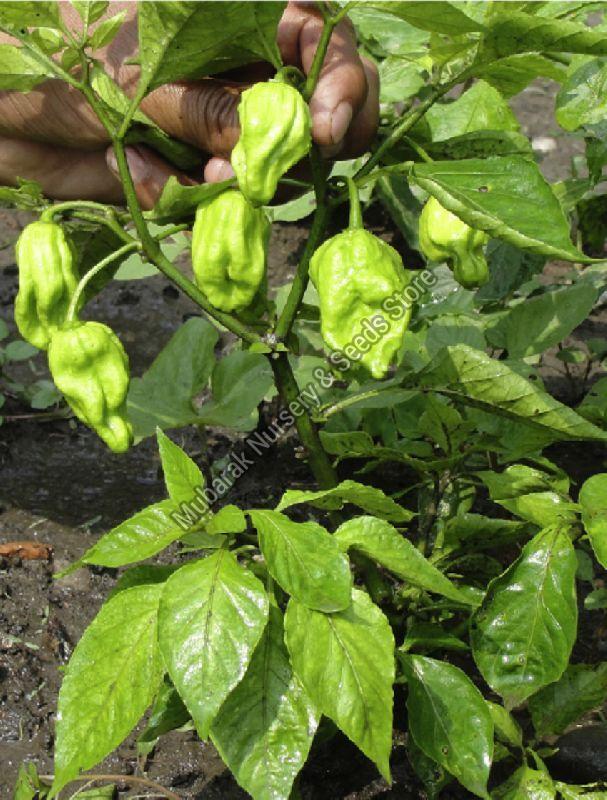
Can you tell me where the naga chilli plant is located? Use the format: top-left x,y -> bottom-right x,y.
6,1 -> 607,798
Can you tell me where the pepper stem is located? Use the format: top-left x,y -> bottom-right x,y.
347,177 -> 363,229
66,242 -> 139,323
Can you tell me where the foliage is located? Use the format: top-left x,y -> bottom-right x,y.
3,1 -> 607,799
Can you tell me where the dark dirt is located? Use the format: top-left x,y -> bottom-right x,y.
1,78 -> 607,799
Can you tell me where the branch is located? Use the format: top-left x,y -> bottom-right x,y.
110,140 -> 264,345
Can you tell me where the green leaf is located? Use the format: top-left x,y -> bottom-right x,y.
110,564 -> 176,597
556,58 -> 607,131
249,510 -> 352,613
127,317 -> 218,440
0,1 -> 61,31
88,64 -> 199,170
473,53 -> 566,98
156,428 -> 204,505
0,178 -> 43,210
471,526 -> 578,708
285,590 -> 394,781
481,11 -> 607,59
486,702 -> 523,749
14,763 -> 47,800
477,464 -> 577,526
276,479 -> 412,522
30,380 -> 61,410
492,765 -> 555,799
158,550 -> 268,739
424,130 -> 533,162
335,516 -> 474,605
400,621 -> 468,654
89,9 -> 126,49
425,81 -> 519,142
71,787 -> 115,799
411,157 -> 588,263
529,663 -> 607,739
5,340 -> 38,361
440,513 -> 529,553
197,350 -> 274,432
555,781 -> 607,800
0,43 -> 53,90
212,605 -> 318,800
419,345 -> 607,442
402,655 -> 493,798
72,1 -> 109,26
579,473 -> 607,568
487,284 -> 598,358
148,177 -> 233,223
376,174 -> 423,250
371,1 -> 483,35
138,677 -> 190,756
75,500 -> 185,569
137,2 -> 283,94
207,504 -> 246,535
52,584 -> 164,794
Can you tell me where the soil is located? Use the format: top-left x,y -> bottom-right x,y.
1,78 -> 606,799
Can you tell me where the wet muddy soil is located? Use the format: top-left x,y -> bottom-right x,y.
1,80 -> 606,798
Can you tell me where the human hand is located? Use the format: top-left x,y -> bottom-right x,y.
0,1 -> 378,208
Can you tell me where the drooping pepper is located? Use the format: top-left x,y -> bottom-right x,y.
14,221 -> 81,349
48,321 -> 133,453
231,79 -> 312,206
192,189 -> 270,312
418,196 -> 489,289
310,180 -> 411,380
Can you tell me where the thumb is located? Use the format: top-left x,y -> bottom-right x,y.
105,144 -> 198,210
139,79 -> 244,159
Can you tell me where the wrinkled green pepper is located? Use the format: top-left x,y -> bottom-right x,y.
419,196 -> 489,289
14,221 -> 81,349
192,189 -> 270,312
310,183 -> 411,380
231,79 -> 311,206
48,321 -> 133,453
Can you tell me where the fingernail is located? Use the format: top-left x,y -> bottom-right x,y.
215,160 -> 235,181
105,148 -> 118,174
124,146 -> 151,182
204,157 -> 235,184
105,146 -> 150,182
330,101 -> 353,145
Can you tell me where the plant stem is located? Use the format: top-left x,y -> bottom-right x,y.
402,134 -> 433,163
354,74 -> 468,182
67,242 -> 140,321
346,177 -> 362,228
110,139 -> 263,345
155,224 -> 189,241
274,150 -> 330,341
40,201 -> 121,221
270,352 -> 338,489
41,773 -> 181,800
303,8 -> 339,100
68,211 -> 135,246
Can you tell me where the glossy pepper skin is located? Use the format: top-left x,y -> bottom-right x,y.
192,189 -> 270,312
231,80 -> 311,206
310,229 -> 411,380
48,321 -> 133,453
419,196 -> 489,289
15,221 -> 81,349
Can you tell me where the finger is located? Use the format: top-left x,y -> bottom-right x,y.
0,137 -> 123,202
279,3 -> 368,148
329,57 -> 380,159
105,145 -> 199,211
203,156 -> 235,184
139,80 -> 243,158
